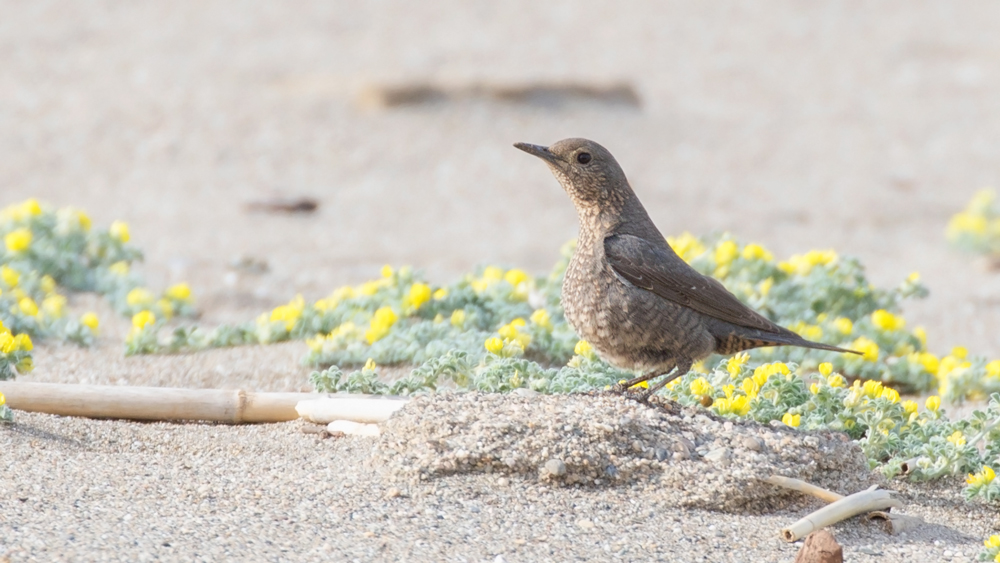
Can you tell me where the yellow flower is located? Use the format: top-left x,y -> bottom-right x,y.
4,228 -> 32,252
758,277 -> 773,297
433,288 -> 448,300
988,360 -> 1000,378
902,400 -> 918,415
948,211 -> 988,236
714,240 -> 739,268
690,377 -> 713,397
358,280 -> 384,296
484,337 -> 504,354
947,431 -> 966,447
0,332 -> 12,354
126,288 -> 155,307
498,323 -> 518,340
818,363 -> 833,376
871,309 -> 905,332
574,340 -> 593,357
880,387 -> 900,404
530,309 -> 552,330
726,352 -> 749,377
987,535 -> 1000,549
968,466 -> 996,487
365,306 -> 398,344
16,357 -> 33,373
381,265 -> 394,278
450,309 -> 466,328
752,362 -> 791,386
778,249 -> 837,276
666,232 -> 706,262
913,326 -> 927,347
157,298 -> 174,320
741,243 -> 774,262
482,266 -> 504,282
810,383 -> 820,394
21,198 -> 42,216
781,413 -> 801,428
42,295 -> 66,318
951,346 -> 968,359
165,283 -> 193,302
12,333 -> 32,352
81,312 -> 99,331
78,210 -> 92,231
364,358 -> 377,371
0,391 -> 4,407
109,261 -> 130,276
504,269 -> 529,287
852,337 -> 879,362
1,265 -> 20,287
861,380 -> 884,399
406,283 -> 432,309
18,297 -> 39,317
132,310 -> 156,329
907,272 -> 920,283
40,275 -> 56,294
741,377 -> 759,397
713,395 -> 750,416
828,374 -> 846,388
269,296 -> 305,331
109,221 -> 130,242
912,352 -> 939,374
833,317 -> 853,335
925,396 -> 941,412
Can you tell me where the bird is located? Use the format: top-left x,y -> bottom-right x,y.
514,138 -> 859,398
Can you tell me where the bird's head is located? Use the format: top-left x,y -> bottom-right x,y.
514,138 -> 631,214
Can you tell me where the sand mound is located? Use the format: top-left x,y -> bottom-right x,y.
374,392 -> 877,512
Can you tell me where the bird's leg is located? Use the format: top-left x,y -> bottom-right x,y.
635,359 -> 693,402
610,369 -> 667,394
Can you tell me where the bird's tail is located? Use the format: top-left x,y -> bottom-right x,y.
766,333 -> 862,355
716,331 -> 861,356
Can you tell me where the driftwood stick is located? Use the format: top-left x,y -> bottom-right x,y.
0,381 -> 318,423
780,485 -> 902,542
765,475 -> 845,504
295,397 -> 409,424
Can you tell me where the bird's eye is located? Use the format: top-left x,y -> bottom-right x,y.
576,152 -> 592,164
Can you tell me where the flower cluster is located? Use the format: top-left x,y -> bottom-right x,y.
0,199 -> 196,361
0,319 -> 33,380
982,535 -> 1000,563
947,189 -> 1000,256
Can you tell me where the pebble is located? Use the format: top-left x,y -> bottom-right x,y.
543,459 -> 567,477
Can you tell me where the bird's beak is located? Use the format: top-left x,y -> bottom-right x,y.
513,142 -> 561,165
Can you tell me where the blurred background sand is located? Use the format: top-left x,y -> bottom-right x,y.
3,1 -> 1000,387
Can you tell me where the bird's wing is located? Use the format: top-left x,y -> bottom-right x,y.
604,233 -> 783,333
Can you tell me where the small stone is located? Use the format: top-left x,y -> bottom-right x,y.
512,388 -> 539,397
384,487 -> 402,499
497,477 -> 510,487
604,464 -> 619,478
703,448 -> 729,463
741,436 -> 763,451
654,448 -> 669,461
631,440 -> 644,452
543,459 -> 567,477
794,530 -> 843,563
576,519 -> 595,530
857,546 -> 879,555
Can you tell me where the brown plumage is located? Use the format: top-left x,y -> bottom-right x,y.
514,138 -> 859,397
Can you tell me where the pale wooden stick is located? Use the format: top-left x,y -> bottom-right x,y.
765,475 -> 845,503
295,397 -> 409,424
780,485 -> 902,542
0,381 -> 318,423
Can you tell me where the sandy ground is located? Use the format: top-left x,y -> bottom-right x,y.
4,1 -> 1000,561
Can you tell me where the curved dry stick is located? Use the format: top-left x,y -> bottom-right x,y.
780,485 -> 902,542
764,475 -> 844,503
